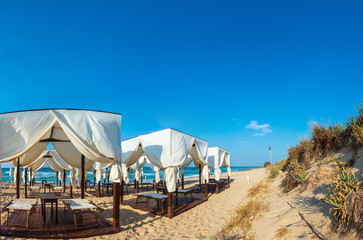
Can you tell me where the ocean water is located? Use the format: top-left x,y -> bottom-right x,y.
0,166 -> 261,184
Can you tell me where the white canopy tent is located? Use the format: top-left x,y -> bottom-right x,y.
0,109 -> 123,232
207,147 -> 231,181
121,128 -> 209,192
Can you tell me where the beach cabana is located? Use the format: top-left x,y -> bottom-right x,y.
121,128 -> 209,218
207,147 -> 231,192
0,109 -> 122,233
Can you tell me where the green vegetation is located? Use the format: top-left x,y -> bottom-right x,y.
325,158 -> 361,228
264,161 -> 271,167
281,105 -> 363,192
268,158 -> 287,179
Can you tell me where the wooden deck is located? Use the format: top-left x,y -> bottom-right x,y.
0,206 -> 114,239
123,194 -> 205,217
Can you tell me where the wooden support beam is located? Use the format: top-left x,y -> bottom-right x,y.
29,168 -> 32,186
24,168 -> 28,198
167,192 -> 173,218
228,176 -> 230,188
113,182 -> 120,233
70,185 -> 73,198
56,172 -> 59,186
98,181 -> 101,198
120,180 -> 124,203
16,159 -> 20,199
198,164 -> 201,184
215,181 -> 219,194
182,176 -> 184,189
136,180 -> 139,193
63,169 -> 66,192
81,154 -> 85,199
204,180 -> 208,201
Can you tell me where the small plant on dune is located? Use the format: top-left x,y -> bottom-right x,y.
247,181 -> 268,198
264,161 -> 271,167
294,167 -> 307,183
324,158 -> 361,228
274,227 -> 289,240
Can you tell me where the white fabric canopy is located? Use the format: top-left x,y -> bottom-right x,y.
121,129 -> 209,192
207,147 -> 227,181
0,110 -> 122,169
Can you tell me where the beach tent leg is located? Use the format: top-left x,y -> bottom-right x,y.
81,154 -> 85,199
56,172 -> 59,186
113,182 -> 120,232
182,176 -> 184,189
167,192 -> 173,218
70,185 -> 73,198
16,158 -> 20,199
198,164 -> 201,184
136,180 -> 139,193
228,176 -> 230,188
25,168 -> 28,198
63,169 -> 66,192
120,180 -> 124,203
204,180 -> 208,201
215,181 -> 219,194
98,181 -> 101,198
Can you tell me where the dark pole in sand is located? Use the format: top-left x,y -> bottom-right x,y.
198,165 -> 202,184
228,175 -> 230,188
204,179 -> 208,201
182,175 -> 184,189
25,168 -> 28,198
120,180 -> 124,203
56,172 -> 59,186
16,158 -> 20,199
113,181 -> 120,232
98,180 -> 101,198
167,191 -> 173,218
215,180 -> 219,194
29,168 -> 32,186
81,154 -> 85,199
63,169 -> 66,192
136,179 -> 139,193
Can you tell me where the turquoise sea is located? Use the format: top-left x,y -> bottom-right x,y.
0,166 -> 261,184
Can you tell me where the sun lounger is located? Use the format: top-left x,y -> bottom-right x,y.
176,189 -> 194,200
3,198 -> 37,228
135,192 -> 168,211
63,199 -> 103,227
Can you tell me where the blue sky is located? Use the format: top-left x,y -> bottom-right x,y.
1,1 -> 363,167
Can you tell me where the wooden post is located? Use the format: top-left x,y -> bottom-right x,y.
215,181 -> 219,194
136,180 -> 139,193
167,192 -> 173,218
63,169 -> 66,192
198,164 -> 201,184
81,154 -> 85,199
228,176 -> 230,188
182,176 -> 184,189
24,168 -> 28,198
113,182 -> 120,233
98,181 -> 101,198
204,180 -> 208,201
175,187 -> 178,206
120,180 -> 124,203
29,168 -> 32,186
56,172 -> 59,186
16,159 -> 20,199
70,185 -> 73,198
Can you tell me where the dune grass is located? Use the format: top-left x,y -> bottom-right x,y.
274,226 -> 289,240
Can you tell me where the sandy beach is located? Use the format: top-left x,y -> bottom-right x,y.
0,168 -> 266,240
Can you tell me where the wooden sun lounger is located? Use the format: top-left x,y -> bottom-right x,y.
63,199 -> 103,227
176,189 -> 194,200
135,192 -> 168,211
3,199 -> 37,228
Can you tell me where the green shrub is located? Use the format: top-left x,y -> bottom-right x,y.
325,158 -> 361,227
264,161 -> 271,167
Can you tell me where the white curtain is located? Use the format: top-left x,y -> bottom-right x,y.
121,163 -> 129,184
109,161 -> 122,183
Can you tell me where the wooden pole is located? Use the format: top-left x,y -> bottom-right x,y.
136,180 -> 139,193
24,168 -> 28,198
29,168 -> 32,186
98,181 -> 101,198
215,181 -> 219,194
120,180 -> 124,203
63,169 -> 66,192
113,182 -> 120,233
198,164 -> 201,184
182,176 -> 184,189
70,185 -> 73,198
16,159 -> 20,199
167,192 -> 173,218
81,155 -> 85,199
56,172 -> 59,186
228,176 -> 230,188
204,180 -> 208,201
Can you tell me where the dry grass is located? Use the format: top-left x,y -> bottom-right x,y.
268,159 -> 287,179
274,227 -> 289,240
247,181 -> 268,198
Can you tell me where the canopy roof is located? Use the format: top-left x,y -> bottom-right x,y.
121,128 -> 209,191
0,109 -> 122,181
207,147 -> 230,169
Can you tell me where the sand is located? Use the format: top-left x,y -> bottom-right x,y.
0,168 -> 267,240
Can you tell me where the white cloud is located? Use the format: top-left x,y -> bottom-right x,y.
246,121 -> 272,136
